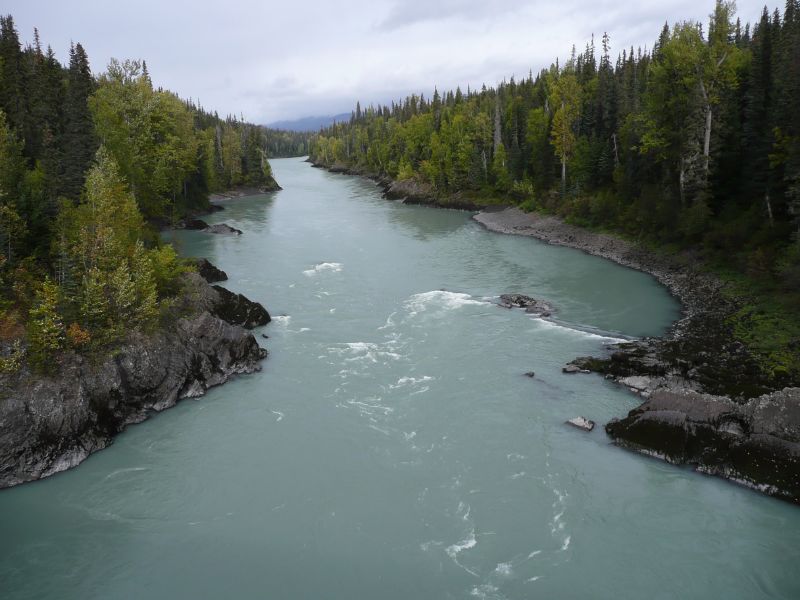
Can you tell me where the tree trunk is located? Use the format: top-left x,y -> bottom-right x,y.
561,156 -> 567,198
493,95 -> 502,155
765,190 -> 774,227
703,105 -> 712,174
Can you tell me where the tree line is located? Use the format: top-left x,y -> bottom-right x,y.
311,1 -> 800,293
0,15 -> 281,370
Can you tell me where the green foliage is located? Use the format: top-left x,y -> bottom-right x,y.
0,17 -> 292,368
0,339 -> 23,374
148,244 -> 187,299
27,278 -> 64,369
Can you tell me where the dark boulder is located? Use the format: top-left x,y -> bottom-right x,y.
183,219 -> 208,231
205,223 -> 242,235
210,285 -> 271,329
498,294 -> 554,317
606,388 -> 800,504
194,258 -> 228,283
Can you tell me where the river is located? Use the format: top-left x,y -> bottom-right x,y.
1,157 -> 798,599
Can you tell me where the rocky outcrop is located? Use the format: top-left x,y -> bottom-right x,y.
176,218 -> 209,230
194,258 -> 228,283
0,274 -> 271,489
498,293 -> 554,317
183,272 -> 271,329
474,207 -> 800,502
210,286 -> 270,328
205,223 -> 243,236
606,388 -> 800,504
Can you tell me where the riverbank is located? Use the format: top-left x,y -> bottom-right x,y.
312,160 -> 800,503
209,180 -> 282,203
0,268 -> 271,489
475,207 -> 800,503
310,159 -> 503,211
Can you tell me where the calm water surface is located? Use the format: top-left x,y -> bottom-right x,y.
1,158 -> 798,599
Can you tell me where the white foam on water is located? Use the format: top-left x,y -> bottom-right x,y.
303,262 -> 343,276
104,467 -> 147,480
531,317 -> 628,343
272,315 -> 291,326
329,341 -> 404,364
527,550 -> 542,559
526,576 -> 542,583
346,398 -> 394,416
298,327 -> 311,332
405,290 -> 484,317
511,471 -> 526,480
506,453 -> 526,462
470,584 -> 500,599
377,311 -> 397,330
270,410 -> 284,422
368,424 -> 391,436
560,536 -> 571,551
446,530 -> 479,577
403,431 -> 417,441
390,375 -> 434,389
495,562 -> 513,576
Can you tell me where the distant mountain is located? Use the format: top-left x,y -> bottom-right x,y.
266,113 -> 351,132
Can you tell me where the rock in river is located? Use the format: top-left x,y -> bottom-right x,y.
205,223 -> 242,235
567,417 -> 596,432
606,387 -> 800,504
498,293 -> 554,317
194,258 -> 228,283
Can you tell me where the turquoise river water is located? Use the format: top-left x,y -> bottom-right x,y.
1,157 -> 799,599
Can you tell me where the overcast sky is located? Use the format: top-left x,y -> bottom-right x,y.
5,1 -> 771,124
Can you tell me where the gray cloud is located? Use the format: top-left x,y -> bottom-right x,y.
4,0 -> 770,123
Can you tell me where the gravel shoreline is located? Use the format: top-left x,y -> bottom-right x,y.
473,208 -> 717,333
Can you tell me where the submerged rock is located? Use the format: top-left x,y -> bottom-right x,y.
498,294 -> 554,317
567,417 -> 596,432
193,258 -> 228,283
205,223 -> 242,235
524,371 -> 536,378
606,388 -> 800,504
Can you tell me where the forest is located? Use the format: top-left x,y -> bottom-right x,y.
310,1 -> 800,379
0,16 -> 288,370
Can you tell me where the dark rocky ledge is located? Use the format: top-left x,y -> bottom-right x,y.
606,388 -> 800,504
0,273 -> 270,489
193,258 -> 228,283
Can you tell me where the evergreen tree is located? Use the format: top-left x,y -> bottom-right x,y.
61,42 -> 96,199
